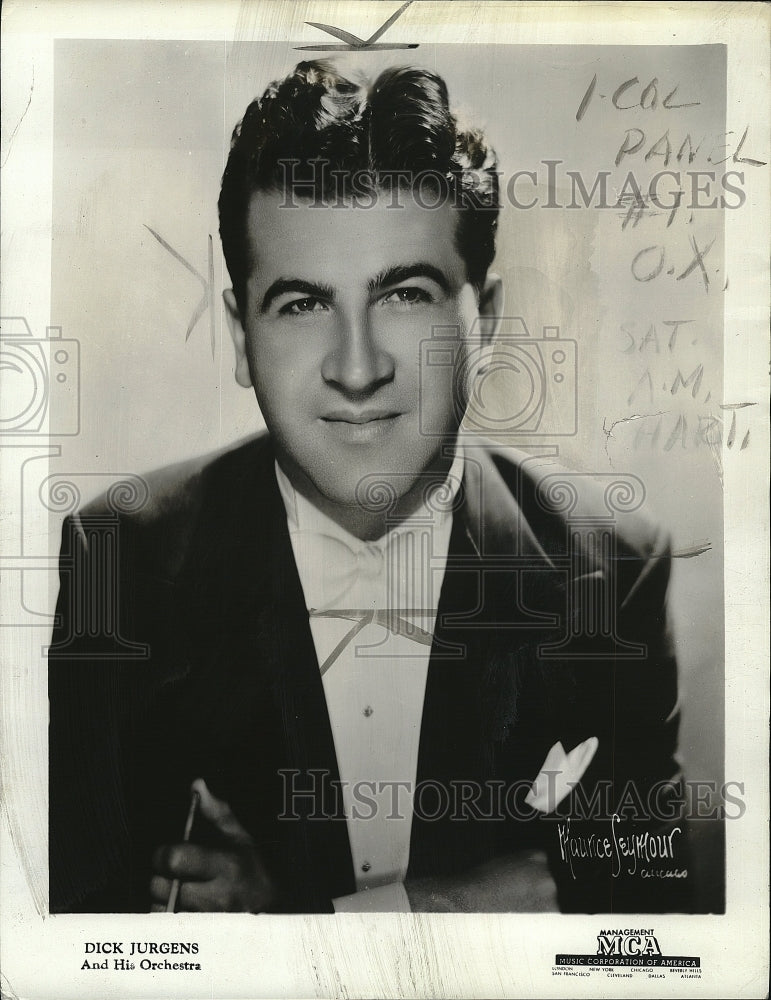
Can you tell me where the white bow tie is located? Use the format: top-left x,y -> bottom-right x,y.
292,522 -> 442,617
293,529 -> 392,610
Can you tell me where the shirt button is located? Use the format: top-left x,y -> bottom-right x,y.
363,705 -> 373,717
361,862 -> 371,873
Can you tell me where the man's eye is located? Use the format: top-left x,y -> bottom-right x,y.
381,287 -> 432,306
280,297 -> 328,315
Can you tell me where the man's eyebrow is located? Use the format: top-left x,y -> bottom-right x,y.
368,263 -> 452,295
260,278 -> 335,313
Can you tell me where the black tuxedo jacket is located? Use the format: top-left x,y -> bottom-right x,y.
49,435 -> 687,913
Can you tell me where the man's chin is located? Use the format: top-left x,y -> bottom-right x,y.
316,477 -> 414,516
315,465 -> 449,521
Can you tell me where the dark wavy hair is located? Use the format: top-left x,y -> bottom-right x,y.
219,61 -> 500,316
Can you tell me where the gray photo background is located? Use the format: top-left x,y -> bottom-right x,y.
48,40 -> 727,908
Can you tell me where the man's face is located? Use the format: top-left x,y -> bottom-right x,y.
225,188 -> 501,532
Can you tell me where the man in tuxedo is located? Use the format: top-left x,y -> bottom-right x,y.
49,61 -> 687,914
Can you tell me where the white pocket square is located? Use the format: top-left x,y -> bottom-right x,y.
525,736 -> 599,814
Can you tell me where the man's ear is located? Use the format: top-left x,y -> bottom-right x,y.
223,289 -> 253,389
476,273 -> 504,347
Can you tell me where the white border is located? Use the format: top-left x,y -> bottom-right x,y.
1,2 -> 768,998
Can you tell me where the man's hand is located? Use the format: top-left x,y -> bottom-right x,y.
150,779 -> 277,913
405,848 -> 559,913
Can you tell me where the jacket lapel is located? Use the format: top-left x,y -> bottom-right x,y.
408,447 -> 569,877
172,438 -> 354,909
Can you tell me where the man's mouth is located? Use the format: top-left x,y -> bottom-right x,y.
322,409 -> 401,425
320,410 -> 401,441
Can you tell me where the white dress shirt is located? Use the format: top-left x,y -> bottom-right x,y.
275,453 -> 464,912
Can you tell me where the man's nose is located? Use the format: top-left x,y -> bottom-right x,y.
321,310 -> 395,394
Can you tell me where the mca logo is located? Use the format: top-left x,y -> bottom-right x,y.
596,931 -> 662,957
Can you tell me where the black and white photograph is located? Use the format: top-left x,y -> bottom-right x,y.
1,2 -> 768,997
